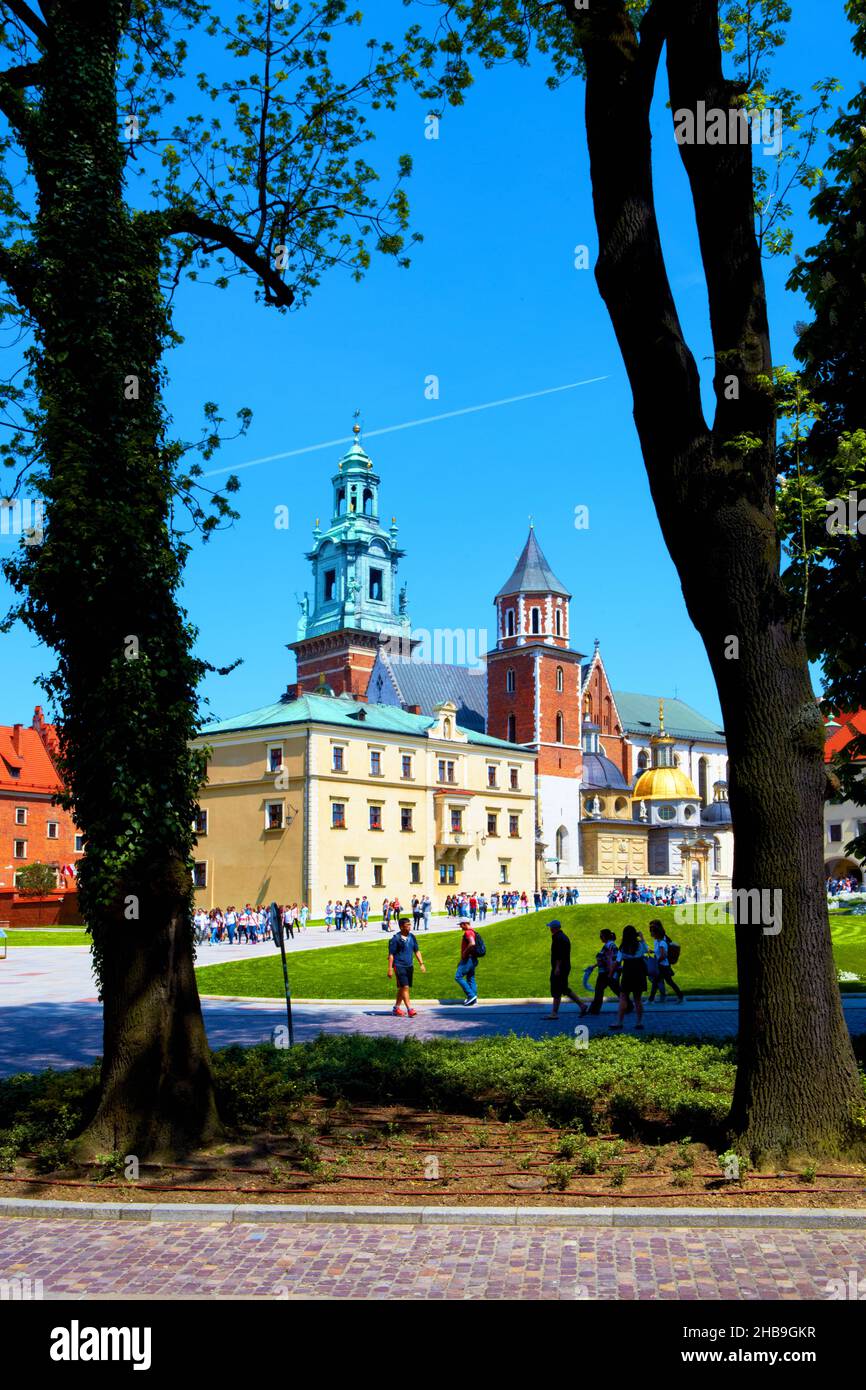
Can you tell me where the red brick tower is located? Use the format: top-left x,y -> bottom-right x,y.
487,528 -> 584,879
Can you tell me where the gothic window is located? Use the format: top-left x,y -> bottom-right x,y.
555,609 -> 562,636
369,568 -> 383,601
531,607 -> 541,635
604,695 -> 612,733
556,666 -> 563,693
507,713 -> 517,743
505,608 -> 515,637
324,569 -> 336,602
556,711 -> 564,744
506,668 -> 515,694
555,826 -> 568,862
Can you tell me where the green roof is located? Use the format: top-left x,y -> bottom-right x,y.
198,691 -> 523,751
612,691 -> 726,743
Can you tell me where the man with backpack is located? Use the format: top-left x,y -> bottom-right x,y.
647,919 -> 684,1002
455,917 -> 484,1006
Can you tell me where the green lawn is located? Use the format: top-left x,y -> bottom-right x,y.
194,903 -> 866,999
1,929 -> 90,947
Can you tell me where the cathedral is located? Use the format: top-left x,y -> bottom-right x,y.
261,428 -> 734,903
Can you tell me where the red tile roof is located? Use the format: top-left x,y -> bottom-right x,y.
824,710 -> 866,763
0,714 -> 63,793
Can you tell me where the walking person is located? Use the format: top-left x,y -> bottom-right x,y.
455,917 -> 482,1006
609,924 -> 648,1031
422,894 -> 432,931
647,920 -> 684,1003
387,915 -> 426,1018
588,930 -> 621,1013
544,920 -> 589,1019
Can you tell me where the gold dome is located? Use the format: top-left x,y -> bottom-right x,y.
633,765 -> 699,800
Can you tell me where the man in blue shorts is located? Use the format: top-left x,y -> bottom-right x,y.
387,915 -> 426,1017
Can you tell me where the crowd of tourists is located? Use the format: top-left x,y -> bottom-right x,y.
606,882 -> 720,905
827,874 -> 862,895
193,904 -> 309,944
386,913 -> 684,1027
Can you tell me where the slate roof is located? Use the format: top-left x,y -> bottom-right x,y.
495,529 -> 570,599
613,691 -> 726,744
372,654 -> 487,734
199,691 -> 517,750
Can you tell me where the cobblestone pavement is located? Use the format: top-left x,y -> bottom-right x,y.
1,1217 -> 863,1299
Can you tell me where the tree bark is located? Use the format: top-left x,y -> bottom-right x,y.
573,0 -> 862,1157
20,2 -> 220,1156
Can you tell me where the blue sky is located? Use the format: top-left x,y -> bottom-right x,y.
1,0 -> 859,728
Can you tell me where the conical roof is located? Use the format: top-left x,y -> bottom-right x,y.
495,528 -> 570,599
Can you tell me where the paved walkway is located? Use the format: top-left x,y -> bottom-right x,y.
3,937 -> 865,1076
1,1215 -> 863,1299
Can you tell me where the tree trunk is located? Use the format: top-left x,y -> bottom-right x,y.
573,0 -> 862,1157
21,2 -> 220,1156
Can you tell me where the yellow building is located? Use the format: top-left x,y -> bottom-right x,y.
192,692 -> 537,912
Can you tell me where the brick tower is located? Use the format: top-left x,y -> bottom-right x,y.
486,527 -> 584,880
288,425 -> 413,696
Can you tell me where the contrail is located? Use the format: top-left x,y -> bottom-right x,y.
203,375 -> 610,479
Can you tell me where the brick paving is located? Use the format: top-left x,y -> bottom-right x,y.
1,1217 -> 863,1299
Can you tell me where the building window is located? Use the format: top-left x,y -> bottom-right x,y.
46,821 -> 59,840
401,754 -> 413,780
487,813 -> 498,837
531,607 -> 540,634
499,861 -> 510,884
265,801 -> 285,831
556,826 -> 568,861
373,863 -> 384,887
438,759 -> 455,784
336,488 -> 345,515
507,714 -> 517,744
363,487 -> 373,516
439,863 -> 456,885
194,809 -> 208,836
509,768 -> 519,790
555,609 -> 562,636
637,750 -> 649,774
369,567 -> 383,601
193,862 -> 208,889
324,569 -> 336,601
332,802 -> 346,829
14,807 -> 27,826
505,609 -> 515,637
400,807 -> 413,832
698,756 -> 709,805
370,750 -> 382,776
74,834 -> 85,853
411,861 -> 422,884
713,837 -> 722,873
346,862 -> 357,887
556,712 -> 564,744
509,814 -> 520,838
13,839 -> 27,859
487,765 -> 498,788
828,823 -> 843,843
369,805 -> 383,831
268,745 -> 283,773
332,745 -> 345,772
450,808 -> 463,833
556,666 -> 563,693
506,668 -> 515,694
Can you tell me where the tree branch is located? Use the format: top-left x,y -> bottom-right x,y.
2,0 -> 48,45
664,0 -> 774,481
150,208 -> 295,309
0,59 -> 42,87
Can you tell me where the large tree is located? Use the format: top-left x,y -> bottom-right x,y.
0,0 -> 445,1157
436,0 -> 864,1155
